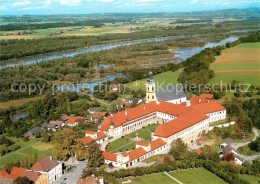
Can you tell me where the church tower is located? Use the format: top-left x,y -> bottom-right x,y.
146,71 -> 156,103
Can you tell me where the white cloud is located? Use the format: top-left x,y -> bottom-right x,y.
189,0 -> 198,4
137,0 -> 163,2
99,0 -> 115,2
60,0 -> 82,6
12,0 -> 32,6
223,2 -> 231,5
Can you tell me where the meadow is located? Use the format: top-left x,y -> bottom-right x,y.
169,168 -> 228,184
0,138 -> 53,168
117,168 -> 227,184
238,174 -> 260,184
210,42 -> 260,86
126,70 -> 181,91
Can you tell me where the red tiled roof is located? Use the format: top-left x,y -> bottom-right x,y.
99,101 -> 158,131
102,151 -> 117,162
201,94 -> 214,100
154,111 -> 208,138
85,130 -> 95,135
0,169 -> 10,179
150,138 -> 167,151
136,141 -> 150,147
95,132 -> 107,141
119,101 -> 126,105
188,100 -> 226,114
10,167 -> 26,179
190,96 -> 209,105
76,176 -> 97,184
30,155 -> 59,172
122,147 -> 147,162
49,120 -> 63,126
23,171 -> 41,182
82,136 -> 93,145
67,116 -> 85,124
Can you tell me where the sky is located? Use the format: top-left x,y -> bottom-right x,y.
0,0 -> 259,15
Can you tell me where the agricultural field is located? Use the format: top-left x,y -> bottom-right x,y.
127,70 -> 181,91
0,96 -> 43,110
210,42 -> 260,86
169,168 -> 228,184
0,138 -> 53,168
238,174 -> 260,184
106,124 -> 159,152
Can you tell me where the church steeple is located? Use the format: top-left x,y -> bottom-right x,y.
146,71 -> 156,103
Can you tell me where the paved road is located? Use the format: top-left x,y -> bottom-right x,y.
53,161 -> 87,184
233,128 -> 259,150
232,128 -> 260,161
164,172 -> 183,184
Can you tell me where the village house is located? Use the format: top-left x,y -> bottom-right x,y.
128,97 -> 143,104
219,138 -> 245,165
30,155 -> 62,184
82,131 -> 108,147
64,116 -> 86,127
90,112 -> 107,123
0,167 -> 48,184
88,108 -> 101,114
76,175 -> 104,184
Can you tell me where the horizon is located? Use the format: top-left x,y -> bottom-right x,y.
0,0 -> 259,15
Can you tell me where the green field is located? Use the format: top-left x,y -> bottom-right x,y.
234,42 -> 260,48
119,173 -> 178,184
127,70 -> 181,91
0,140 -> 53,169
210,42 -> 260,86
238,174 -> 260,184
209,73 -> 260,86
169,168 -> 228,184
106,124 -> 159,152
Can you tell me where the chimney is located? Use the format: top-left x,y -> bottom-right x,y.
125,111 -> 127,116
111,114 -> 113,117
50,156 -> 52,160
144,105 -> 146,110
199,99 -> 201,103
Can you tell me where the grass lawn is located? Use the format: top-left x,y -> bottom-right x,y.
237,144 -> 259,156
0,140 -> 53,169
118,173 -> 178,184
126,70 -> 181,91
142,154 -> 168,163
106,124 -> 160,152
169,168 -> 228,184
238,174 -> 260,184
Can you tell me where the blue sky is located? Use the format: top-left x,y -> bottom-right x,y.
0,0 -> 259,15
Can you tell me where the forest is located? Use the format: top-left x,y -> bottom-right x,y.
1,18 -> 259,61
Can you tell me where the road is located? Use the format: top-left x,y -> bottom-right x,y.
54,161 -> 87,184
232,128 -> 260,161
233,128 -> 259,150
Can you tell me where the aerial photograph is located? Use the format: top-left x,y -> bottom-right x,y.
0,0 -> 259,183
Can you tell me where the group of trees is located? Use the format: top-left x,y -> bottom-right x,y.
0,91 -> 100,137
52,129 -> 86,161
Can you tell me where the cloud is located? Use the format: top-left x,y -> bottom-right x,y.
137,0 -> 163,2
60,0 -> 82,6
12,0 -> 32,6
99,0 -> 115,2
189,0 -> 198,4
